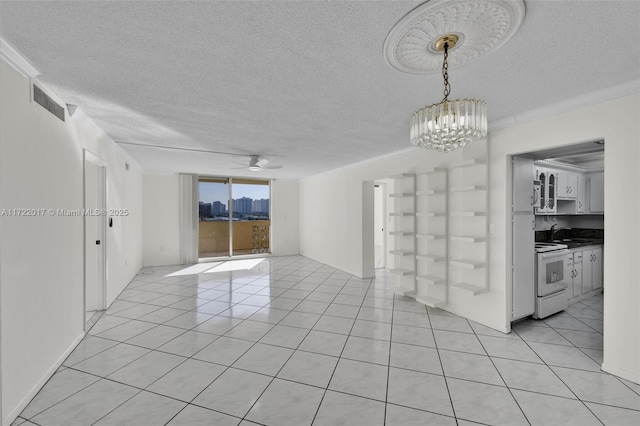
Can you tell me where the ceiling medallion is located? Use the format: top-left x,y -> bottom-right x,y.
384,0 -> 525,152
383,0 -> 526,74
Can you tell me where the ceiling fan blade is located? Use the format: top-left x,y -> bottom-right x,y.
261,165 -> 283,169
256,158 -> 269,167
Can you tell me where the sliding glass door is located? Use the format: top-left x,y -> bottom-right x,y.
198,177 -> 270,259
198,178 -> 231,258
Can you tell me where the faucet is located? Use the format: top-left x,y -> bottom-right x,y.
550,224 -> 572,240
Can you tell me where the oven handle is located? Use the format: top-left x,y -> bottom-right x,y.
540,249 -> 569,259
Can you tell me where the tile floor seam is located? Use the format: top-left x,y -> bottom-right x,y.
382,292 -> 395,425
308,278 -> 371,426
424,304 -> 459,422
218,290 -> 326,423
469,317 -> 532,425
514,322 -> 612,422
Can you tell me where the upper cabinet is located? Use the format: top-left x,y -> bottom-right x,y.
556,172 -> 578,200
588,172 -> 604,213
536,166 -> 604,216
513,157 -> 534,213
535,168 -> 557,214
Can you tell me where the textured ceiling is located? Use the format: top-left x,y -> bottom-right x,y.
1,0 -> 638,179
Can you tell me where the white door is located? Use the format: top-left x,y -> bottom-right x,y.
512,156 -> 534,213
512,214 -> 535,320
84,152 -> 106,319
374,183 -> 386,269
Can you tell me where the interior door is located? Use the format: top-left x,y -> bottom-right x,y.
374,183 -> 386,268
84,152 -> 106,316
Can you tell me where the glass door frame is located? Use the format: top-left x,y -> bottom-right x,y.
197,175 -> 272,261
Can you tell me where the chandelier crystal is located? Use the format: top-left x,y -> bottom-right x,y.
410,35 -> 487,152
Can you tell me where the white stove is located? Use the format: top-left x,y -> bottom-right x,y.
533,242 -> 570,318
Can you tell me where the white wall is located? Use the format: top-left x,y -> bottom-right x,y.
271,179 -> 300,256
490,93 -> 640,383
0,58 -> 144,425
299,92 -> 640,383
299,148 -> 463,277
141,176 -> 300,266
142,174 -> 181,266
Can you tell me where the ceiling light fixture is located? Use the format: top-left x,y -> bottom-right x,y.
410,34 -> 487,152
384,0 -> 526,152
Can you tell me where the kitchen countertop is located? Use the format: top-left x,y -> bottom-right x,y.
535,228 -> 604,249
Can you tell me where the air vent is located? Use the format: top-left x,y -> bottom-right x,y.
33,84 -> 65,122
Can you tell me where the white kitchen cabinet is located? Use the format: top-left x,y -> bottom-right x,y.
557,172 -> 578,200
583,247 -> 603,291
567,245 -> 603,304
513,157 -> 535,212
568,251 -> 583,298
512,214 -> 535,320
535,168 -> 557,214
588,173 -> 604,213
576,175 -> 586,213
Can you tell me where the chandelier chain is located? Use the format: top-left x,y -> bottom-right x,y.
442,41 -> 450,102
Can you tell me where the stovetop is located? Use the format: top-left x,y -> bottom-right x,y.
535,242 -> 568,253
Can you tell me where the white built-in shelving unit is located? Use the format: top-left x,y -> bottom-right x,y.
448,158 -> 488,295
388,174 -> 416,296
388,149 -> 490,308
413,168 -> 448,307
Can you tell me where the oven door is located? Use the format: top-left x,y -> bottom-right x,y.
537,250 -> 569,297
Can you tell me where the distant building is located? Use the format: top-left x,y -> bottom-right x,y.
233,197 -> 253,214
211,201 -> 226,215
252,198 -> 269,214
199,201 -> 212,218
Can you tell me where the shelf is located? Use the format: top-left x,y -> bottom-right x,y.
449,159 -> 486,169
416,212 -> 445,217
450,282 -> 487,295
390,268 -> 414,276
390,173 -> 415,179
396,288 -> 416,298
389,231 -> 414,236
389,192 -> 414,198
450,211 -> 486,217
450,185 -> 487,192
450,236 -> 486,243
416,254 -> 446,263
416,275 -> 447,285
417,167 -> 447,175
450,259 -> 486,269
389,250 -> 414,256
390,212 -> 415,217
416,234 -> 446,240
414,295 -> 446,308
416,190 -> 446,196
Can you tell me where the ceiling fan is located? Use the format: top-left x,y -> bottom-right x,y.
233,155 -> 283,172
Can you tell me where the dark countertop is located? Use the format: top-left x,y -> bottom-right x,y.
535,228 -> 604,249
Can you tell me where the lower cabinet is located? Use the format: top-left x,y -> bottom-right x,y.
567,245 -> 603,304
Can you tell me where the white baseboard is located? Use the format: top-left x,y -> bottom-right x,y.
3,332 -> 85,426
601,362 -> 640,385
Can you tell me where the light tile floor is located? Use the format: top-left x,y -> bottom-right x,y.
14,256 -> 640,425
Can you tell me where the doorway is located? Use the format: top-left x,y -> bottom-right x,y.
510,140 -> 605,364
83,150 -> 107,329
374,183 -> 387,269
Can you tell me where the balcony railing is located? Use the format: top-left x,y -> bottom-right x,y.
199,220 -> 270,257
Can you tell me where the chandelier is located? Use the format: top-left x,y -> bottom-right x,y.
410,34 -> 487,152
383,0 -> 526,153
